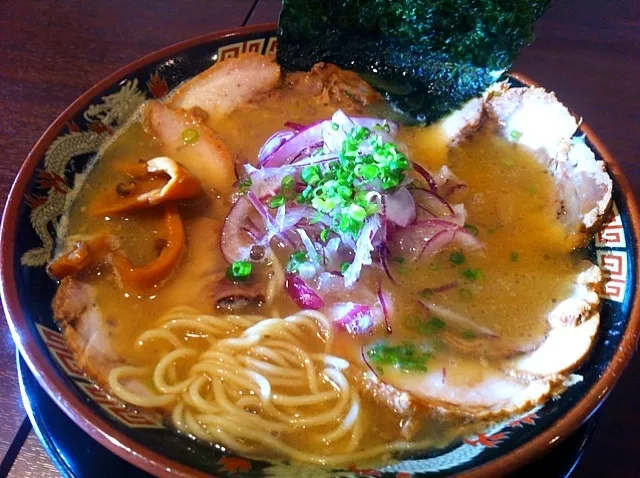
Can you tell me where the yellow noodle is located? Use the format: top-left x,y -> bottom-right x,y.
187,376 -> 224,414
271,390 -> 340,407
250,346 -> 291,367
136,329 -> 184,349
153,348 -> 197,393
108,306 -> 429,466
108,366 -> 175,407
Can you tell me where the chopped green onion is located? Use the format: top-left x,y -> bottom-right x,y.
286,250 -> 308,272
461,330 -> 476,340
227,260 -> 252,281
340,261 -> 350,274
393,257 -> 405,264
357,164 -> 380,181
281,175 -> 295,199
510,251 -> 519,262
269,195 -> 285,208
237,176 -> 252,194
459,288 -> 473,300
320,229 -> 330,243
417,317 -> 446,335
449,251 -> 466,265
278,119 -> 411,239
310,211 -> 323,224
346,203 -> 367,222
419,288 -> 433,298
301,165 -> 322,185
181,128 -> 199,145
366,342 -> 432,372
510,130 -> 522,141
461,268 -> 482,281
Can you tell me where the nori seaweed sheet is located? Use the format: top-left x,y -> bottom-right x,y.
277,0 -> 550,124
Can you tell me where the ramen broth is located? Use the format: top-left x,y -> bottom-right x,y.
61,85 -> 583,461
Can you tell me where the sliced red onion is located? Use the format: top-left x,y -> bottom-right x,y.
282,206 -> 309,230
418,228 -> 457,259
258,130 -> 295,164
285,273 -> 324,310
385,187 -> 416,227
240,225 -> 261,242
418,299 -> 498,337
361,347 -> 379,379
379,245 -> 397,285
411,219 -> 462,230
284,121 -> 306,132
390,219 -> 483,262
433,165 -> 465,191
447,183 -> 469,198
430,281 -> 459,293
450,203 -> 467,226
334,302 -> 374,335
411,162 -> 438,192
260,110 -> 398,168
288,152 -> 339,168
245,164 -> 296,198
247,191 -> 275,229
274,204 -> 286,233
377,281 -> 392,334
261,123 -> 327,167
451,226 -> 485,252
416,204 -> 438,221
410,188 -> 455,217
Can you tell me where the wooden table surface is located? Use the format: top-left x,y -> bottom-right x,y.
0,0 -> 638,476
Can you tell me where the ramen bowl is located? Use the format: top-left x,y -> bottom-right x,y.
2,25 -> 639,478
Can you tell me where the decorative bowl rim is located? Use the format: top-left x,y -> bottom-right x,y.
1,23 -> 639,478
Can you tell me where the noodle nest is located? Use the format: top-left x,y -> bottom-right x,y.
109,306 -> 428,466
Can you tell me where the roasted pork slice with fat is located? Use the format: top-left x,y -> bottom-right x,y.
485,86 -> 612,234
168,53 -> 282,118
53,277 -> 121,384
145,100 -> 237,194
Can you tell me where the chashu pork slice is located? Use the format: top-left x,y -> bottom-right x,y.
377,356 -> 564,421
509,263 -> 602,378
53,277 -> 160,407
168,53 -> 282,118
145,100 -> 237,194
357,264 -> 602,421
438,97 -> 485,146
486,86 -> 612,234
357,263 -> 603,421
53,277 -> 121,384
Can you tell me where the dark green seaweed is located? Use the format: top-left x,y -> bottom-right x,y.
277,0 -> 550,124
